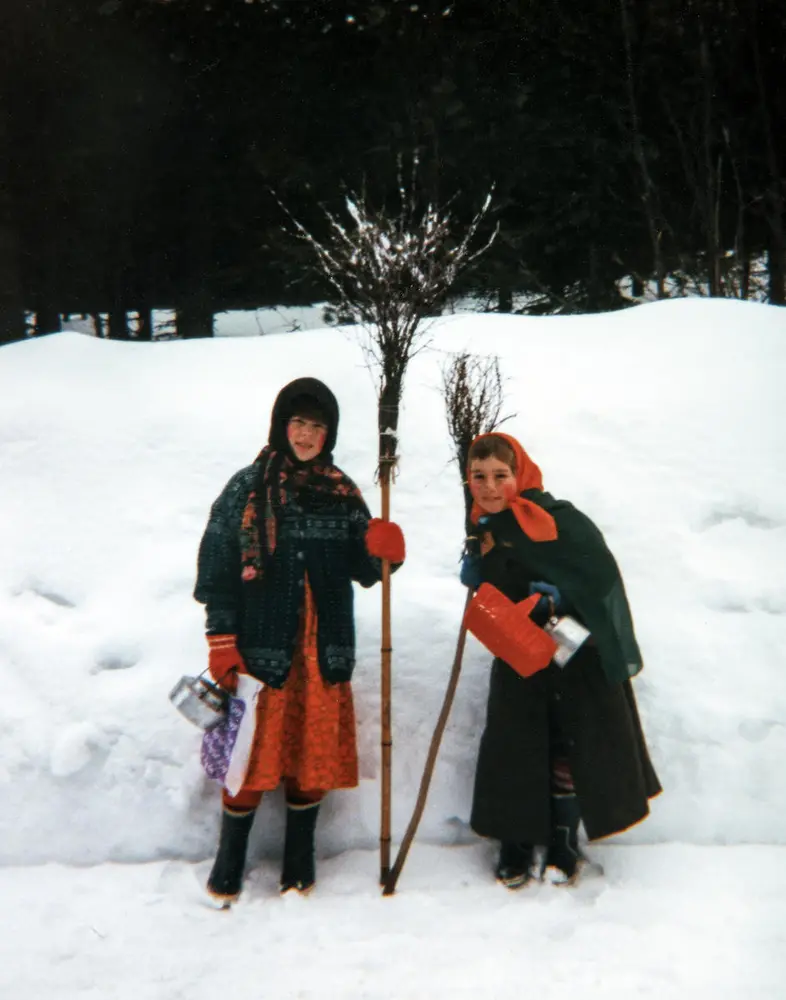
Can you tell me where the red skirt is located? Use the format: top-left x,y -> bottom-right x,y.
238,579 -> 359,794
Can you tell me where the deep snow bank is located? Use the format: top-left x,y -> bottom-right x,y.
0,298 -> 784,864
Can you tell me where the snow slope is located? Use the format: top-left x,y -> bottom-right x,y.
0,299 -> 784,997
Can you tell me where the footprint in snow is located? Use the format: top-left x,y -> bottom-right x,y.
738,719 -> 782,743
700,506 -> 782,531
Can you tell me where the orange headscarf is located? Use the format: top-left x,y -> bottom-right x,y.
468,432 -> 558,542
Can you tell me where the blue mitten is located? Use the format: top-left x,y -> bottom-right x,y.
460,554 -> 483,591
528,580 -> 564,623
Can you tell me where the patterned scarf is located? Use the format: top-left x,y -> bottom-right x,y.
240,446 -> 365,582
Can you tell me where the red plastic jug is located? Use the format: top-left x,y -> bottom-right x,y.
464,583 -> 558,678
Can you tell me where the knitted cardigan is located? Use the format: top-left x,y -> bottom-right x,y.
194,464 -> 384,688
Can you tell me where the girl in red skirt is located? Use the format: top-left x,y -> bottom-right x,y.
194,377 -> 404,903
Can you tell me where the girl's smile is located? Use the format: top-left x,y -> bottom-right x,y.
287,416 -> 328,462
469,456 -> 517,514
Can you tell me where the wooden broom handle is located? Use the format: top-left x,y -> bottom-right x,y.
383,588 -> 473,895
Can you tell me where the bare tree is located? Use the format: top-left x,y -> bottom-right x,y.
0,105 -> 24,345
749,0 -> 785,305
620,0 -> 667,298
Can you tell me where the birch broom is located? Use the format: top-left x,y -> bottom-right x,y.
285,163 -> 496,883
383,351 -> 510,894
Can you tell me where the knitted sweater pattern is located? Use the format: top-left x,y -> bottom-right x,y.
194,464 -> 382,687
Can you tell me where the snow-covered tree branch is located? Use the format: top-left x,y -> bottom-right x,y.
280,162 -> 497,464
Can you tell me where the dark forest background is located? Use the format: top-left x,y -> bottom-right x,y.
1,0 -> 784,343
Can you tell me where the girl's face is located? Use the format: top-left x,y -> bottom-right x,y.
469,456 -> 517,514
287,415 -> 328,462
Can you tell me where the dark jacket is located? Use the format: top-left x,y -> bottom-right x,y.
470,495 -> 661,843
482,490 -> 644,685
194,464 -> 383,688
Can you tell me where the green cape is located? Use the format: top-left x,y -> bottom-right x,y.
484,489 -> 644,685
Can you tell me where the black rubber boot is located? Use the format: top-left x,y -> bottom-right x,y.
545,793 -> 582,885
206,807 -> 256,905
280,801 -> 320,895
495,841 -> 536,889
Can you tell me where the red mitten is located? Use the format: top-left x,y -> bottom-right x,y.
365,518 -> 406,564
206,634 -> 246,692
464,584 -> 557,678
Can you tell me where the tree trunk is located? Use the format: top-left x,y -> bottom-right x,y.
34,307 -> 61,336
740,253 -> 751,301
108,308 -> 130,340
136,306 -> 154,341
0,307 -> 24,344
620,0 -> 665,298
749,0 -> 784,305
767,230 -> 785,306
0,103 -> 24,344
176,302 -> 214,338
698,24 -> 722,297
179,125 -> 216,338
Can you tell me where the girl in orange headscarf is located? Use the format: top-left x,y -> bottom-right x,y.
463,433 -> 661,887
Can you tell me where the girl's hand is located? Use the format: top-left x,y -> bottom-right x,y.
460,554 -> 483,590
528,581 -> 564,619
206,634 -> 246,692
365,518 -> 406,564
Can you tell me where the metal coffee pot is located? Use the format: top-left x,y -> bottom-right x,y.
169,670 -> 228,731
544,614 -> 591,668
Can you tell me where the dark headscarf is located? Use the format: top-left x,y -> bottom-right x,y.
240,378 -> 364,582
267,377 -> 339,459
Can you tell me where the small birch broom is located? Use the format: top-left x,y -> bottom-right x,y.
383,351 -> 510,895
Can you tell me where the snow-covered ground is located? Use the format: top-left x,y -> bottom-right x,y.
1,298 -> 785,997
3,844 -> 784,1000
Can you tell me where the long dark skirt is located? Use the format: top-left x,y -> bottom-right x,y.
470,642 -> 661,844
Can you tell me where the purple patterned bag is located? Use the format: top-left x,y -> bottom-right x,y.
200,697 -> 246,782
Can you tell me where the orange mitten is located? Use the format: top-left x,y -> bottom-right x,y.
464,584 -> 557,678
365,518 -> 406,564
206,634 -> 246,692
